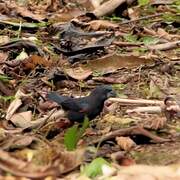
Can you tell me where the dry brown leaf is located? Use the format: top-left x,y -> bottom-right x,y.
157,28 -> 172,40
2,135 -> 35,150
22,55 -> 51,71
87,20 -> 118,30
144,116 -> 167,130
81,54 -> 154,75
6,99 -> 22,120
0,149 -> 56,178
128,7 -> 139,20
65,67 -> 92,80
7,2 -> 45,22
57,148 -> 85,174
116,136 -> 136,151
0,52 -> 8,63
6,89 -> 31,120
10,111 -> 32,128
111,152 -> 136,166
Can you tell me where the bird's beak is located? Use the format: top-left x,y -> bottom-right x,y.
107,90 -> 116,98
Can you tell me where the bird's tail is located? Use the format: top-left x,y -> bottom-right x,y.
47,92 -> 67,105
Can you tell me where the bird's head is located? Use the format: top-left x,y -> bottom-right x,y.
91,85 -> 116,100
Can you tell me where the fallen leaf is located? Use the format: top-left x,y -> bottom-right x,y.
157,28 -> 173,40
2,135 -> 35,150
58,148 -> 85,174
22,55 -> 51,70
6,98 -> 22,120
0,52 -> 8,63
0,149 -> 56,178
144,116 -> 167,130
6,89 -> 31,120
10,111 -> 32,128
81,54 -> 154,75
128,7 -> 139,20
116,136 -> 136,151
65,67 -> 92,80
111,151 -> 136,166
8,1 -> 45,22
87,20 -> 118,30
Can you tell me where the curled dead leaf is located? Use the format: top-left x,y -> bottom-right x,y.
22,55 -> 51,71
116,136 -> 136,151
10,111 -> 32,128
87,20 -> 118,30
65,68 -> 92,80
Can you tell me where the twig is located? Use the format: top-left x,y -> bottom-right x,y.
147,41 -> 180,51
89,126 -> 169,145
108,98 -> 164,106
119,13 -> 163,25
113,41 -> 143,47
126,106 -> 162,113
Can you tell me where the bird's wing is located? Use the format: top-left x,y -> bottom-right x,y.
47,92 -> 70,104
47,92 -> 90,112
61,98 -> 90,112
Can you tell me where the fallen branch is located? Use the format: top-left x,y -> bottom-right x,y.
126,106 -> 162,113
90,126 -> 169,145
119,13 -> 163,25
108,98 -> 164,106
147,41 -> 180,51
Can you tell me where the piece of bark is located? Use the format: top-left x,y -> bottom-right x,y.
147,41 -> 180,51
93,0 -> 126,17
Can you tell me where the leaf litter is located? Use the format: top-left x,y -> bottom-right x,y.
0,0 -> 179,179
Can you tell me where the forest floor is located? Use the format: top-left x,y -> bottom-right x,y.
0,0 -> 179,179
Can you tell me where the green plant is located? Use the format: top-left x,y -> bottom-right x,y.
64,117 -> 89,151
138,0 -> 149,6
82,157 -> 110,178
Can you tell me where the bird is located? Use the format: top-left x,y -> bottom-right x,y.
47,85 -> 116,122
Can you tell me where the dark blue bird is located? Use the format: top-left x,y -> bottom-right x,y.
47,85 -> 116,122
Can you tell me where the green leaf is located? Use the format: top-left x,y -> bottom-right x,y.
162,13 -> 179,23
77,116 -> 89,140
124,34 -> 138,43
0,95 -> 15,102
64,117 -> 89,151
82,157 -> 110,178
138,0 -> 149,6
141,36 -> 159,45
64,125 -> 79,151
0,75 -> 11,82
